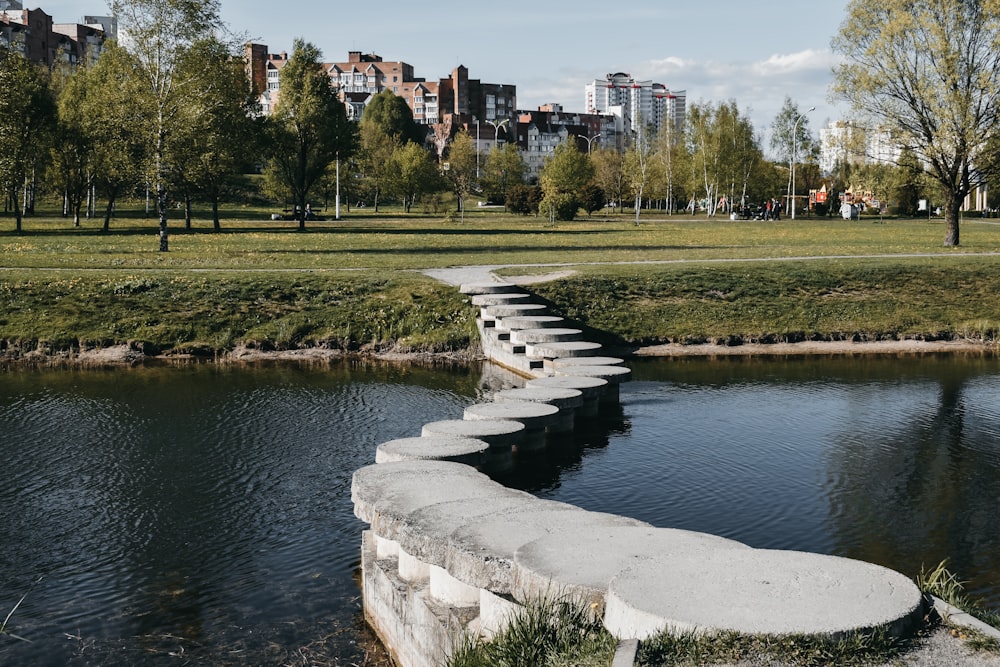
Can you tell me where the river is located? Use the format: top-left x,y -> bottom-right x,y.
1,354 -> 998,665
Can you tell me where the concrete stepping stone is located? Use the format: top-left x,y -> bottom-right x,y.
460,282 -> 518,295
352,460 -> 507,526
486,303 -> 548,318
528,340 -> 602,358
512,328 -> 584,344
513,526 -> 749,611
603,548 -> 925,640
375,435 -> 490,465
463,401 -> 560,452
471,293 -> 532,306
547,356 -> 626,369
493,387 -> 583,433
421,418 -> 525,451
526,375 -> 609,417
555,365 -> 633,402
501,315 -> 565,330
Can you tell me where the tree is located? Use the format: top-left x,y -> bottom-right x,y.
394,143 -> 441,213
361,89 -> 426,146
0,47 -> 56,232
481,142 -> 525,208
82,43 -> 147,232
264,39 -> 357,229
539,138 -> 593,220
591,146 -> 628,211
770,97 -> 817,216
579,183 -> 606,217
166,38 -> 263,230
356,122 -> 401,212
833,0 -> 1000,246
443,130 -> 477,220
50,66 -> 93,226
110,0 -> 224,250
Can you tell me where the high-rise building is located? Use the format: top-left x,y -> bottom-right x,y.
585,72 -> 685,142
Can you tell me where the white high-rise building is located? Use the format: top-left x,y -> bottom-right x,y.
585,73 -> 685,143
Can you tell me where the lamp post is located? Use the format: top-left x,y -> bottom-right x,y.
474,117 -> 480,178
790,106 -> 815,220
486,118 -> 509,146
576,133 -> 600,153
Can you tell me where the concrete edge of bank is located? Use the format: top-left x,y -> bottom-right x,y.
350,276 -> 952,667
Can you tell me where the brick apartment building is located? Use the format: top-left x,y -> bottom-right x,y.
0,1 -> 111,71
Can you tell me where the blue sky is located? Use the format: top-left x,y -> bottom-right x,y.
41,1 -> 851,152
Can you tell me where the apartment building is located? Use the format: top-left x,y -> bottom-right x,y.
514,104 -> 617,179
819,120 -> 903,174
0,2 -> 109,71
585,72 -> 686,142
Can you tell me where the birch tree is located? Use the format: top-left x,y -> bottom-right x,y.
833,0 -> 1000,246
110,0 -> 224,250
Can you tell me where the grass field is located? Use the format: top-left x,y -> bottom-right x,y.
3,205 -> 1000,357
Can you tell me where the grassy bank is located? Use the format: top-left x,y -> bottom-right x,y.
3,211 -> 1000,358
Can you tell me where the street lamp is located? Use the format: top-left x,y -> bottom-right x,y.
486,118 -> 509,145
576,133 -> 600,153
790,106 -> 815,220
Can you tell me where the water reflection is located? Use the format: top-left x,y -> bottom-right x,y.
530,354 -> 1000,614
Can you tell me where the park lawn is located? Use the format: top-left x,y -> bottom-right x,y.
2,209 -> 1000,356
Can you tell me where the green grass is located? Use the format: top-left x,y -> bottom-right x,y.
4,207 -> 1000,357
446,597 -> 618,667
0,270 -> 476,356
917,560 -> 1000,651
526,257 -> 1000,347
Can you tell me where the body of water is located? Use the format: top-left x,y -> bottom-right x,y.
1,354 -> 998,664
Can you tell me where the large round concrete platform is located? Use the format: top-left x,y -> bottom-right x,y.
375,435 -> 490,465
389,495 -> 571,570
421,418 -> 525,450
444,506 -> 650,593
603,548 -> 925,640
513,526 -> 749,610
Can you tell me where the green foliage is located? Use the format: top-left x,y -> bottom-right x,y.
0,46 -> 57,231
579,183 -> 606,216
447,597 -> 617,667
832,0 -> 1000,246
540,139 -> 593,199
264,39 -> 357,229
360,89 -> 426,146
540,193 -> 580,221
506,184 -> 541,215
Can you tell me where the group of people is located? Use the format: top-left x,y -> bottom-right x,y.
734,198 -> 783,220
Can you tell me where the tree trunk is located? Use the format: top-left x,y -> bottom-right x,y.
212,197 -> 221,232
184,194 -> 193,231
944,193 -> 962,246
158,183 -> 169,252
103,191 -> 118,232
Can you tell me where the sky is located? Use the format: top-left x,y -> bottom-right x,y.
37,1 -> 852,154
